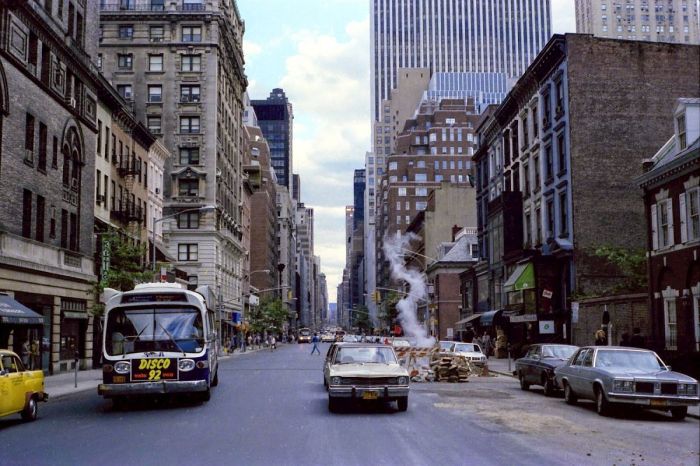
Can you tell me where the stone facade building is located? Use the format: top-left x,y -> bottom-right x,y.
638,98 -> 700,377
576,0 -> 700,44
0,0 -> 100,373
98,0 -> 248,323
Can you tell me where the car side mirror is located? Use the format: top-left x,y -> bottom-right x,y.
666,365 -> 672,371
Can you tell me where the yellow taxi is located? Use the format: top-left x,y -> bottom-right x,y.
0,349 -> 48,421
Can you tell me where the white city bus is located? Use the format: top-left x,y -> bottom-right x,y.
97,283 -> 219,405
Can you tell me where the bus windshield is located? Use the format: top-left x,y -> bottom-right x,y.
106,306 -> 204,356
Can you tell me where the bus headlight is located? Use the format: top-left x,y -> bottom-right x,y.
179,359 -> 195,372
114,361 -> 131,374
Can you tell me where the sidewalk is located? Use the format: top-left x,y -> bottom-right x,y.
44,346 -> 266,400
483,356 -> 700,420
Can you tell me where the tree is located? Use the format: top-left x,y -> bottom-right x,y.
249,298 -> 287,334
91,234 -> 152,318
352,305 -> 371,332
377,291 -> 400,332
593,246 -> 647,294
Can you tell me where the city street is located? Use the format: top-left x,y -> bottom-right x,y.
2,344 -> 698,466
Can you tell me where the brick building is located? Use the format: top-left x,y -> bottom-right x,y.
469,34 -> 700,354
376,98 -> 478,291
0,0 -> 100,373
638,98 -> 700,377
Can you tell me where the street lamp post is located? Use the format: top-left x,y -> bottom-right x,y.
151,204 -> 216,273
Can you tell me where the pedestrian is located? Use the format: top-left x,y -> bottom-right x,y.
270,335 -> 276,352
310,333 -> 321,355
30,340 -> 40,370
481,331 -> 492,358
620,332 -> 630,347
594,329 -> 607,346
247,334 -> 252,351
21,340 -> 30,367
630,328 -> 645,348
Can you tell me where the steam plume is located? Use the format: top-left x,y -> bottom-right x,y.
383,232 -> 435,347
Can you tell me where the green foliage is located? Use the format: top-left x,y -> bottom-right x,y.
353,305 -> 371,331
248,298 -> 288,334
377,291 -> 400,329
90,234 -> 152,317
592,246 -> 648,294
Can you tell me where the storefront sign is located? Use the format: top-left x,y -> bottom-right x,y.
509,314 -> 537,323
542,289 -> 553,299
539,320 -> 555,334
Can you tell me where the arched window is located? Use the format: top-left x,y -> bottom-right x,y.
62,146 -> 71,186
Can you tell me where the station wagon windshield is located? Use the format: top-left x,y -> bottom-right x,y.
454,343 -> 481,353
334,347 -> 397,364
106,307 -> 204,356
542,346 -> 577,359
594,350 -> 665,371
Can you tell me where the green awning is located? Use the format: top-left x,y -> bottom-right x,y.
504,263 -> 535,293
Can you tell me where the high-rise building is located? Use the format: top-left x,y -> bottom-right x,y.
370,0 -> 552,120
98,1 -> 248,324
251,89 -> 294,188
575,0 -> 700,44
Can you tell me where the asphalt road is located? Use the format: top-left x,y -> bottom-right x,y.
1,343 -> 698,466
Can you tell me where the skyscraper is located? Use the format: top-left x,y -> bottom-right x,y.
251,89 -> 294,188
575,0 -> 700,44
370,0 -> 553,120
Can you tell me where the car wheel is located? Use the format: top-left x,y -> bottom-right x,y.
21,397 -> 38,421
542,374 -> 554,397
670,406 -> 687,421
564,382 -> 577,405
397,397 -> 408,412
595,386 -> 611,416
328,397 -> 340,413
211,369 -> 219,387
519,372 -> 530,391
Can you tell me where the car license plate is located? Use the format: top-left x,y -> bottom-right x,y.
650,399 -> 668,408
362,391 -> 379,400
112,376 -> 126,383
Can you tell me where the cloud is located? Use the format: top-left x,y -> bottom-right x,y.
277,18 -> 371,302
552,0 -> 577,34
243,40 -> 263,58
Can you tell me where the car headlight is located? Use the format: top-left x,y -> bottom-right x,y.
331,377 -> 342,386
613,379 -> 634,392
397,376 -> 408,385
179,359 -> 195,372
685,384 -> 698,396
114,361 -> 131,375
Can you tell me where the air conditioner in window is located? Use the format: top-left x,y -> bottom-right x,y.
24,149 -> 34,164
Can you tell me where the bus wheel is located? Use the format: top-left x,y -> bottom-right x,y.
211,370 -> 219,387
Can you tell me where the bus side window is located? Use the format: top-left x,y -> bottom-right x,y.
207,312 -> 215,335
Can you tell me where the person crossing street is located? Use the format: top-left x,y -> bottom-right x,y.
310,333 -> 321,355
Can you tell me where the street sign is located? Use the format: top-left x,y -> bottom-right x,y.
539,320 -> 555,334
542,289 -> 553,299
509,314 -> 537,323
446,328 -> 453,338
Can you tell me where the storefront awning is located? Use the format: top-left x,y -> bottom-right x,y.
479,309 -> 503,326
504,263 -> 535,293
0,294 -> 44,325
455,314 -> 481,329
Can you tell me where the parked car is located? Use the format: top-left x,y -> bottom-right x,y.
449,342 -> 488,367
0,349 -> 48,422
321,333 -> 335,343
515,344 -> 579,396
554,346 -> 699,419
390,338 -> 412,348
325,343 -> 410,412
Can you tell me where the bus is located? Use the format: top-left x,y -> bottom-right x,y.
97,283 -> 219,405
298,327 -> 312,343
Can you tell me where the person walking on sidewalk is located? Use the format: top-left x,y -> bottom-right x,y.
270,335 -> 276,352
310,333 -> 321,355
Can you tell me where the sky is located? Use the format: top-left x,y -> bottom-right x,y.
237,0 -> 578,304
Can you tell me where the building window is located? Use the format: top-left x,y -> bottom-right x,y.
117,54 -> 133,70
559,191 -> 569,237
180,116 -> 200,133
178,179 -> 199,196
177,212 -> 199,229
523,162 -> 530,195
546,198 -> 555,239
532,105 -> 539,138
522,115 -> 529,148
664,297 -> 678,350
683,188 -> 700,241
415,187 -> 428,196
398,187 -> 407,197
182,0 -> 204,12
535,207 -> 542,245
181,55 -> 201,72
180,85 -> 200,102
533,156 -> 540,191
148,85 -> 162,102
555,80 -> 564,115
117,84 -> 132,100
178,243 -> 198,261
182,26 -> 202,42
118,25 -> 134,39
557,133 -> 566,173
415,173 -> 427,182
148,55 -> 163,72
544,145 -> 553,180
38,122 -> 47,171
657,199 -> 674,248
416,201 -> 427,211
25,113 -> 35,157
677,114 -> 686,150
35,195 -> 45,242
149,25 -> 164,40
147,116 -> 162,134
180,147 -> 200,165
524,212 -> 531,247
22,189 -> 32,238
